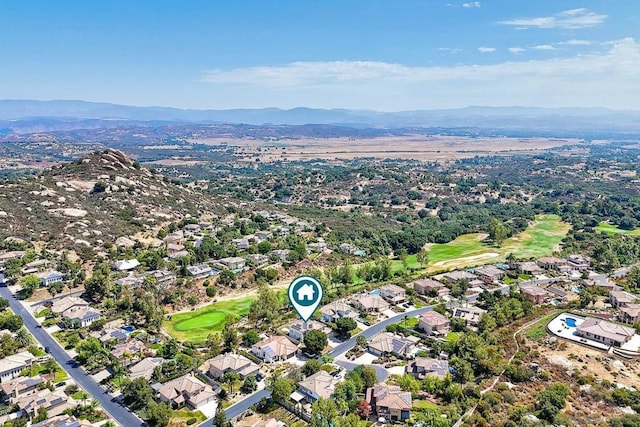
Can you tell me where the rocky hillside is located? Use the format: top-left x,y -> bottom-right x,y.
0,149 -> 224,253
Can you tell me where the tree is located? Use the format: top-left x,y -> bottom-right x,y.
242,331 -> 260,347
333,317 -> 357,340
212,403 -> 229,427
206,286 -> 216,298
356,335 -> 368,349
222,315 -> 238,349
222,371 -> 240,393
361,366 -> 378,389
302,359 -> 322,377
416,248 -> 429,268
146,402 -> 172,427
304,330 -> 328,354
217,270 -> 236,287
241,375 -> 257,394
33,407 -> 48,423
537,382 -> 570,422
268,375 -> 295,403
334,380 -> 358,413
122,378 -> 154,410
91,181 -> 107,194
18,275 -> 40,299
257,241 -> 272,254
310,398 -> 340,427
488,218 -> 508,246
248,282 -> 280,327
397,373 -> 421,397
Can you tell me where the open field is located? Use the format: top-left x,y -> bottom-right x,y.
596,222 -> 640,236
165,297 -> 253,342
189,135 -> 585,162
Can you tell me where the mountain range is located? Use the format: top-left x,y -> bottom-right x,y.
1,99 -> 640,134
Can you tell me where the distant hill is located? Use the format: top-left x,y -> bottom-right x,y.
1,99 -> 640,134
0,149 -> 224,253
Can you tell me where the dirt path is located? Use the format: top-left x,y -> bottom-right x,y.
453,312 -> 559,427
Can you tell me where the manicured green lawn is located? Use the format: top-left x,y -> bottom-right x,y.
446,332 -> 460,342
165,297 -> 254,342
596,222 -> 640,236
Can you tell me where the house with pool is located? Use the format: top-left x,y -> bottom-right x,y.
576,317 -> 635,347
549,313 -> 640,353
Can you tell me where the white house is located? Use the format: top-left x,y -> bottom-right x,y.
0,352 -> 34,383
112,259 -> 140,272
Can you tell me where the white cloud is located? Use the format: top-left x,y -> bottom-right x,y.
462,2 -> 480,8
533,44 -> 557,50
478,47 -> 496,53
560,39 -> 592,46
438,47 -> 462,54
500,8 -> 606,29
201,38 -> 640,110
508,47 -> 526,54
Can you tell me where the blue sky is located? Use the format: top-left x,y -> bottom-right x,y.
0,0 -> 638,110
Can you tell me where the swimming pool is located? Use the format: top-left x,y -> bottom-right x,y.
571,285 -> 581,293
121,325 -> 135,333
565,317 -> 577,327
370,289 -> 380,295
551,298 -> 561,305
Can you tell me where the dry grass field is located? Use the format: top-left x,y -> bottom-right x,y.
190,135 -> 585,162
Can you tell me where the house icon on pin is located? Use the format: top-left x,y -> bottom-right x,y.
296,283 -> 315,301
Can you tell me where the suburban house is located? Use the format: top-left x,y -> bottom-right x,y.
203,353 -> 260,380
576,317 -> 635,347
1,375 -> 45,401
16,388 -> 73,419
366,383 -> 412,422
567,254 -> 590,271
158,373 -> 216,409
0,251 -> 24,265
452,306 -> 487,326
112,259 -> 140,272
92,327 -> 128,343
619,304 -> 640,324
537,256 -> 564,270
247,254 -> 270,268
307,242 -> 328,253
473,265 -> 505,283
21,259 -> 51,275
439,270 -> 477,285
610,290 -> 638,308
0,352 -> 34,383
64,306 -> 102,328
518,261 -> 545,276
406,357 -> 449,379
232,238 -> 251,250
254,231 -> 273,241
418,311 -> 450,336
379,284 -> 406,304
129,357 -> 164,381
148,269 -> 176,287
186,264 -> 212,280
583,277 -> 616,290
270,249 -> 291,263
251,336 -> 298,363
166,242 -> 186,258
50,296 -> 88,315
410,278 -> 448,297
521,286 -> 548,305
35,270 -> 64,287
219,257 -> 246,270
111,340 -> 147,365
288,320 -> 332,342
320,301 -> 357,323
367,332 -> 419,358
296,370 -> 340,403
351,294 -> 391,312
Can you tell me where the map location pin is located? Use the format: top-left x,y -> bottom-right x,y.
288,275 -> 324,322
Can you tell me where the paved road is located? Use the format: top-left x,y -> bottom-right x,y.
0,286 -> 145,427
